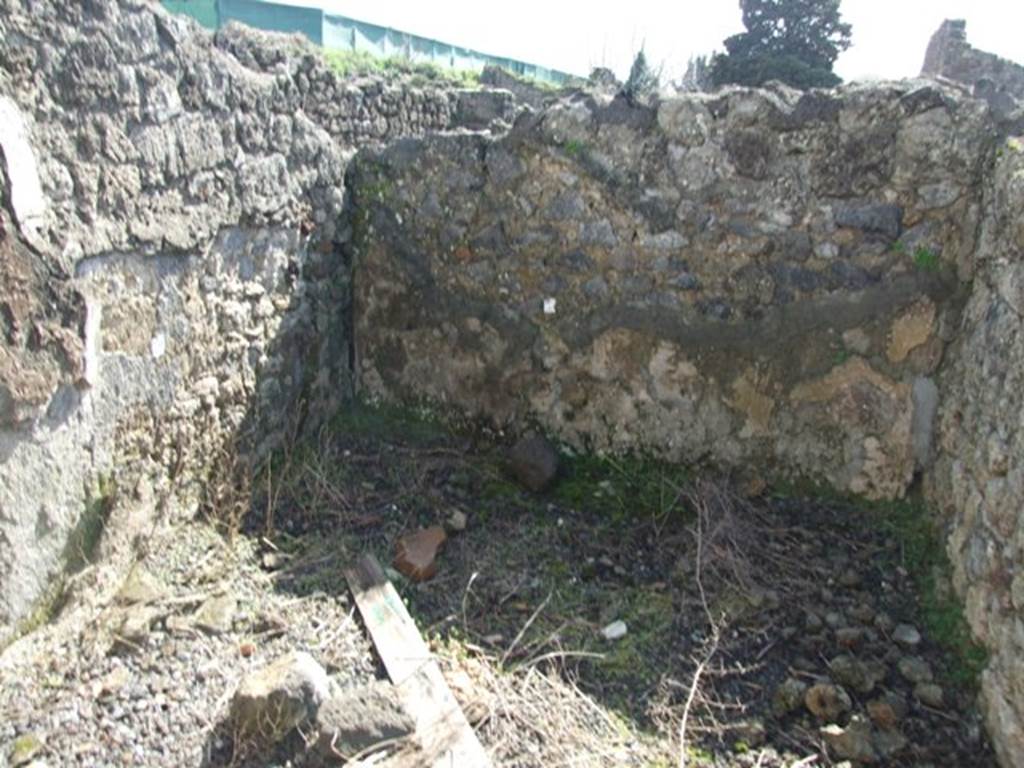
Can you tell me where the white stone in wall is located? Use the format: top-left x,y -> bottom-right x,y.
0,97 -> 46,246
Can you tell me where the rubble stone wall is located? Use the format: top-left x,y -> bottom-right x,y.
350,83 -> 993,501
3,3 -> 1024,765
922,19 -> 1024,120
0,0 -> 493,644
927,136 -> 1024,768
346,86 -> 1024,765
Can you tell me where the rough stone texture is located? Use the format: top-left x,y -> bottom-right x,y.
351,82 -> 993,499
820,716 -> 877,763
212,23 -> 479,147
480,65 -> 562,111
1,4 -> 1024,765
393,526 -> 447,582
315,680 -> 416,758
0,0 -> 495,645
507,433 -> 560,492
927,135 -> 1024,768
0,0 -> 343,642
922,20 -> 1024,121
230,651 -> 330,743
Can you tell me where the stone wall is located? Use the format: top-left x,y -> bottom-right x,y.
350,83 -> 993,500
0,0 -> 505,645
3,3 -> 1024,765
213,23 -> 519,145
922,20 -> 1024,121
927,135 -> 1024,768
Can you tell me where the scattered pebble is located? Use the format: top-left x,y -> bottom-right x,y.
393,526 -> 448,582
445,508 -> 469,532
893,623 -> 922,648
194,595 -> 237,635
805,683 -> 852,720
772,678 -> 808,717
820,715 -> 876,763
915,682 -> 945,709
600,620 -> 628,641
898,656 -> 934,685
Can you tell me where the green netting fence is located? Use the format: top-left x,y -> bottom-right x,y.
161,0 -> 574,84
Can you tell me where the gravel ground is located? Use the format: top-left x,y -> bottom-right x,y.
0,410 -> 1002,767
0,524 -> 375,768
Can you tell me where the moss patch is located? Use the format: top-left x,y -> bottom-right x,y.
554,450 -> 691,525
874,499 -> 988,689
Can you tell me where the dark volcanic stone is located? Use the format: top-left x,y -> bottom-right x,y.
508,433 -> 560,492
834,202 -> 903,241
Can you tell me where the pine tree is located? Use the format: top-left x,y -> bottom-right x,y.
622,49 -> 660,105
710,0 -> 852,90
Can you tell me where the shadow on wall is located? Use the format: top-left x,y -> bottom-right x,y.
345,84 -> 986,502
0,0 -> 358,646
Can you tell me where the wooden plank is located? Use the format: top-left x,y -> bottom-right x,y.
344,554 -> 491,768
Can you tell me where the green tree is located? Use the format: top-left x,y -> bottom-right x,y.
711,0 -> 852,89
621,49 -> 660,105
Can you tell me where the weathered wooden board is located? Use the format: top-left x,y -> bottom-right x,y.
344,554 -> 491,768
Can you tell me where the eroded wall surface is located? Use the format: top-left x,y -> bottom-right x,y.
3,3 -> 1024,765
0,0 -> 493,643
347,82 -> 1024,765
922,19 -> 1024,118
928,137 -> 1024,768
351,83 -> 993,500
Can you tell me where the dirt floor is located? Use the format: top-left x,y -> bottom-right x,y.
0,401 -> 997,767
237,402 -> 995,767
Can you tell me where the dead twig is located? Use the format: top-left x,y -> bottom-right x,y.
501,592 -> 551,667
678,483 -> 725,768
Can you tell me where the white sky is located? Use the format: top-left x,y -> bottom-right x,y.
311,0 -> 1023,83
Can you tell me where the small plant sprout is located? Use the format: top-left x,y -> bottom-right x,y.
913,246 -> 940,272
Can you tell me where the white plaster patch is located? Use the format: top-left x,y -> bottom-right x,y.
84,300 -> 102,386
0,97 -> 47,242
150,332 -> 167,360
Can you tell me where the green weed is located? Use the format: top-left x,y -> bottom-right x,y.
555,451 -> 690,525
330,396 -> 449,445
766,479 -> 987,691
563,138 -> 587,158
912,246 -> 941,272
324,49 -> 480,89
2,475 -> 118,650
831,348 -> 851,367
874,499 -> 987,689
66,474 -> 116,574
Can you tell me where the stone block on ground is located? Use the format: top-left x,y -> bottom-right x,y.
393,526 -> 447,582
821,715 -> 878,763
805,683 -> 852,721
115,566 -> 167,605
230,651 -> 330,744
507,433 -> 559,492
316,680 -> 416,760
194,594 -> 237,634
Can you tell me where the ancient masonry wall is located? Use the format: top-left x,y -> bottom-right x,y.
2,2 -> 1024,766
0,0 -> 508,645
928,136 -> 1024,768
347,83 -> 1024,766
351,83 -> 992,500
922,19 -> 1024,120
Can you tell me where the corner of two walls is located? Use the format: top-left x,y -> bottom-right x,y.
924,137 -> 1024,768
3,2 -> 1024,764
0,0 -> 465,647
342,84 -> 1024,763
349,83 -> 991,502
